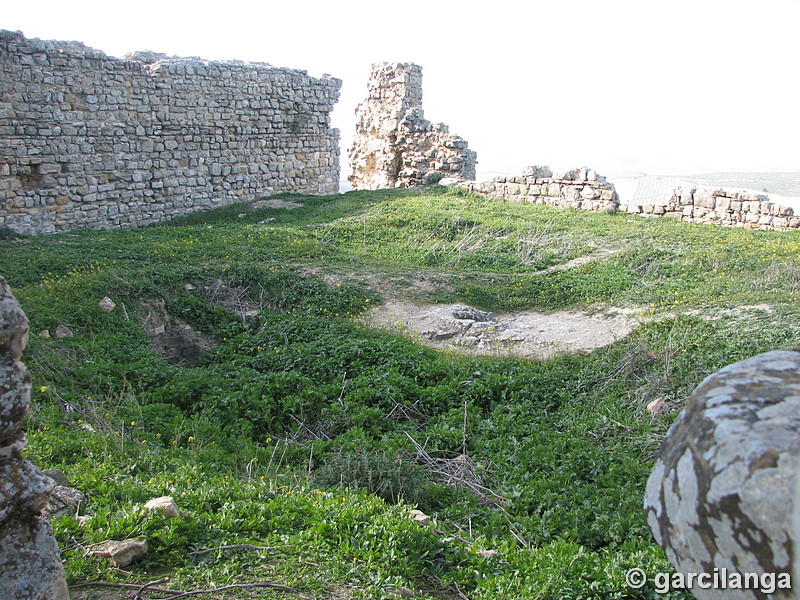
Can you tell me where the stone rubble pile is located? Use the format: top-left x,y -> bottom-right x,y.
459,165 -> 618,212
0,30 -> 342,235
0,277 -> 69,599
348,63 -> 476,190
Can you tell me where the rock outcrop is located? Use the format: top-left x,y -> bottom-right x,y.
645,350 -> 800,599
348,63 -> 477,190
0,277 -> 69,598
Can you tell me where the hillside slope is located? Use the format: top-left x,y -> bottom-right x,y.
2,187 -> 799,599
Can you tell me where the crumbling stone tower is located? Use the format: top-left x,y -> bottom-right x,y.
348,63 -> 476,190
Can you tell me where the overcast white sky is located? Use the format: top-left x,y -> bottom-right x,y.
4,0 -> 799,180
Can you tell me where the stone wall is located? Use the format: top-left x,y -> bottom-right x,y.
348,63 -> 476,190
459,166 -> 618,212
619,185 -> 800,230
461,167 -> 800,231
0,30 -> 341,235
0,277 -> 69,598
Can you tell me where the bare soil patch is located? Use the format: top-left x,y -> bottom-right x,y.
362,300 -> 638,359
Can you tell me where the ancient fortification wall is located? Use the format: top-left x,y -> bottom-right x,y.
0,30 -> 341,234
348,63 -> 476,190
460,166 -> 618,212
461,168 -> 800,231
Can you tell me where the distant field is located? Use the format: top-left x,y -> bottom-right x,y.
686,171 -> 800,196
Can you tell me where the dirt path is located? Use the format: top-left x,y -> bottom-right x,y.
362,300 -> 638,359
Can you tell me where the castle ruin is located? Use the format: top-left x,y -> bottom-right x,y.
0,30 -> 341,235
348,63 -> 476,190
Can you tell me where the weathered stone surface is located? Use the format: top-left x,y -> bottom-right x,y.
0,277 -> 69,599
349,63 -> 476,190
645,350 -> 800,599
0,518 -> 70,599
0,30 -> 341,235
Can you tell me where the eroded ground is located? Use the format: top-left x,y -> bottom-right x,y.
362,300 -> 638,359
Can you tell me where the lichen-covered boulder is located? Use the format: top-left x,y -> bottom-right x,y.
0,277 -> 69,599
645,350 -> 800,599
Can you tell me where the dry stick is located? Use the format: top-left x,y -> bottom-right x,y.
70,581 -> 183,594
135,577 -> 171,599
187,544 -> 278,556
156,582 -> 312,600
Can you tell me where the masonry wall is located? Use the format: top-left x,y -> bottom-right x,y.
0,31 -> 341,234
461,167 -> 800,231
349,63 -> 476,190
618,186 -> 800,230
460,166 -> 618,212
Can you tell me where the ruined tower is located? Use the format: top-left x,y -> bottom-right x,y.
348,63 -> 476,190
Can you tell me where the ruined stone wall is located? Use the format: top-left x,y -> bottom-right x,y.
348,63 -> 476,190
461,167 -> 800,231
0,30 -> 341,234
459,166 -> 618,212
619,185 -> 800,230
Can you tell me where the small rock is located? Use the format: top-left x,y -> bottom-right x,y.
408,509 -> 430,525
452,306 -> 492,322
42,469 -> 69,487
387,587 -> 415,598
144,496 -> 179,518
39,329 -> 51,338
53,324 -> 74,339
429,330 -> 459,341
98,297 -> 115,312
646,397 -> 666,417
89,538 -> 148,567
183,283 -> 196,291
76,516 -> 91,527
43,486 -> 87,519
478,549 -> 497,559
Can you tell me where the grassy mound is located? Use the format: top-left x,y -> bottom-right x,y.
2,186 -> 799,599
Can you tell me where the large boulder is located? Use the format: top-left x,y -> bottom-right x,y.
0,277 -> 69,599
645,350 -> 800,599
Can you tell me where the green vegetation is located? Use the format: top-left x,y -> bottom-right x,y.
2,186 -> 799,599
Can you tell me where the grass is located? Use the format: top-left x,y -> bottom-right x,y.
3,186 -> 800,599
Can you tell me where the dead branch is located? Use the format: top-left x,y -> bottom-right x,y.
156,582 -> 312,600
187,544 -> 278,556
70,580 -> 182,594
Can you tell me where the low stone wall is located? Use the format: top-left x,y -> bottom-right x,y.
349,63 -> 476,190
459,166 -> 617,212
0,30 -> 341,234
619,186 -> 800,230
460,167 -> 800,231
